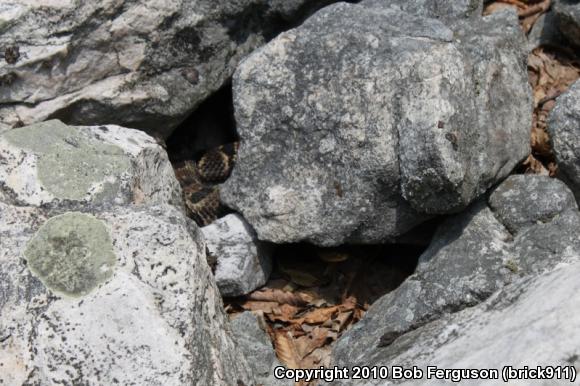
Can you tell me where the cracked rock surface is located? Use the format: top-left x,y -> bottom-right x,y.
0,0 -> 340,137
0,122 -> 254,385
222,4 -> 532,246
330,175 -> 580,381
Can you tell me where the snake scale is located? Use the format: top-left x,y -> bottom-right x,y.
173,142 -> 239,227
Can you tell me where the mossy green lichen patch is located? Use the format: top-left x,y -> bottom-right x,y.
24,212 -> 117,297
2,120 -> 130,201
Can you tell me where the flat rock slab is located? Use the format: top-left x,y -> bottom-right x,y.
332,175 -> 580,374
202,214 -> 272,296
0,120 -> 181,208
0,0 -> 341,137
325,261 -> 580,385
549,79 -> 580,202
222,4 -> 531,246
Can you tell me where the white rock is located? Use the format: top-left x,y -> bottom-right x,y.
0,204 -> 254,385
0,120 -> 181,208
202,214 -> 272,296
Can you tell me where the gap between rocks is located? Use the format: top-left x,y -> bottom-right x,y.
166,1 -> 580,382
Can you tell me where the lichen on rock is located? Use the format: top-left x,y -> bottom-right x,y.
24,212 -> 117,297
3,120 -> 130,201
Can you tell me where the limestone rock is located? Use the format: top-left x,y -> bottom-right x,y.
527,11 -> 565,51
0,120 -> 181,208
0,0 -> 340,137
361,0 -> 483,22
549,79 -> 580,202
0,204 -> 254,385
326,262 -> 580,385
553,0 -> 580,45
332,203 -> 514,366
488,175 -> 578,233
202,214 -> 272,296
332,175 -> 580,373
231,312 -> 292,386
0,121 -> 254,385
222,4 -> 531,245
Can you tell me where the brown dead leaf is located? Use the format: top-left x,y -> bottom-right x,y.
240,301 -> 279,314
522,154 -> 550,175
295,327 -> 329,359
274,331 -> 301,369
332,311 -> 353,333
303,306 -> 339,325
248,288 -> 312,306
266,304 -> 299,323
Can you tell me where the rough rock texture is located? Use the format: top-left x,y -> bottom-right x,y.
332,175 -> 580,371
231,312 -> 291,386
549,79 -> 580,202
222,4 -> 531,246
0,120 -> 181,208
0,0 -> 340,137
553,0 -> 580,45
326,261 -> 580,385
202,214 -> 272,296
0,124 -> 254,385
489,175 -> 578,233
527,11 -> 565,51
361,0 -> 483,23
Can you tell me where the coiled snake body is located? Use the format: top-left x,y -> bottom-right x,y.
173,142 -> 238,226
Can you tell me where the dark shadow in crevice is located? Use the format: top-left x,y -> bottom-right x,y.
268,242 -> 426,308
166,82 -> 237,163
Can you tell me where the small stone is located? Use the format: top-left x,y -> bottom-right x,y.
489,175 -> 578,233
231,312 -> 291,386
202,214 -> 272,296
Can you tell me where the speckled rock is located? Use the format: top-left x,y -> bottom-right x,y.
332,202 -> 513,367
0,0 -> 342,137
0,121 -> 255,385
527,10 -> 565,51
488,175 -> 578,233
332,177 -> 580,372
231,312 -> 292,386
361,0 -> 483,22
325,261 -> 580,385
553,0 -> 580,45
222,4 -> 531,246
549,79 -> 580,202
0,120 -> 181,208
0,204 -> 254,385
202,214 -> 272,296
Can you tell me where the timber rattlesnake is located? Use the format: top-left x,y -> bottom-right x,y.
173,142 -> 239,226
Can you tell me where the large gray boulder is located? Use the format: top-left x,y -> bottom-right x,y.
549,79 -> 580,202
553,0 -> 580,45
0,0 -> 339,137
0,123 -> 254,385
222,4 -> 531,246
326,261 -> 580,385
361,0 -> 483,22
331,175 -> 580,374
